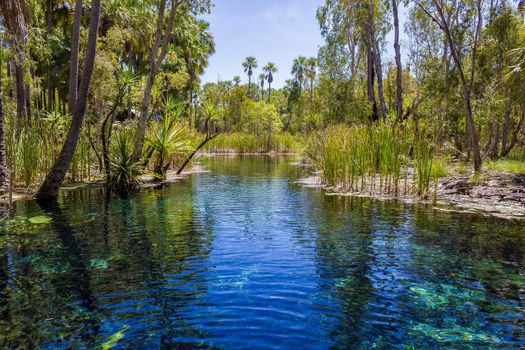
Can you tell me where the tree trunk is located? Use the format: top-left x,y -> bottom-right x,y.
369,0 -> 387,118
248,74 -> 252,97
367,52 -> 378,121
177,133 -> 220,175
491,120 -> 499,159
68,0 -> 83,116
428,0 -> 483,171
393,0 -> 403,122
133,0 -> 179,161
0,47 -> 7,191
46,0 -> 55,112
500,102 -> 511,157
501,106 -> 525,157
373,45 -> 387,118
0,0 -> 30,125
268,81 -> 272,103
310,80 -> 314,119
37,0 -> 101,201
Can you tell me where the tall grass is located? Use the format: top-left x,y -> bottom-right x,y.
203,133 -> 302,153
5,114 -> 98,188
305,122 -> 438,198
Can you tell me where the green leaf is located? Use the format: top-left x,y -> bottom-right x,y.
28,216 -> 52,224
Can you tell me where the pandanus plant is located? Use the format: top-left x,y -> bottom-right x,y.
145,103 -> 191,180
109,131 -> 142,194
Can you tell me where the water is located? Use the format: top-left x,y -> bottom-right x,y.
0,156 -> 524,349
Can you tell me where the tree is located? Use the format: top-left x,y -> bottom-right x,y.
0,0 -> 31,125
37,0 -> 102,200
242,56 -> 257,97
258,73 -> 265,101
132,0 -> 181,161
305,57 -> 317,116
67,0 -> 82,115
263,62 -> 277,103
415,0 -> 483,171
0,40 -> 6,191
392,0 -> 403,122
292,56 -> 307,88
233,75 -> 241,86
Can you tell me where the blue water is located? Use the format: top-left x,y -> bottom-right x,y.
0,156 -> 524,349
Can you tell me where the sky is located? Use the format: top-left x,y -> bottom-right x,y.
201,1 -> 408,89
201,0 -> 325,88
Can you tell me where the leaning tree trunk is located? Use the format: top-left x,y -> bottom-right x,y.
0,0 -> 30,125
393,0 -> 403,122
37,0 -> 101,201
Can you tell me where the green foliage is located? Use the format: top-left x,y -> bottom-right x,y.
109,131 -> 142,193
305,122 -> 438,198
486,160 -> 525,175
28,216 -> 52,224
203,133 -> 302,154
145,114 -> 191,179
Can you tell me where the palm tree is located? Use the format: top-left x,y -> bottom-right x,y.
258,73 -> 266,101
37,0 -> 102,200
263,63 -> 278,103
291,56 -> 307,89
305,57 -> 317,117
242,56 -> 257,97
233,76 -> 241,86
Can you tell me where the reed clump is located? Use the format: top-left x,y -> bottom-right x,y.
305,122 -> 438,198
202,133 -> 302,153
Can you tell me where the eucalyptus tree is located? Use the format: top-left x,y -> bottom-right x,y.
263,62 -> 277,103
317,0 -> 388,121
37,0 -> 102,200
392,0 -> 403,122
258,73 -> 266,101
242,56 -> 258,97
414,0 -> 483,171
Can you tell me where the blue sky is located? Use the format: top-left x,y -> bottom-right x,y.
201,0 -> 325,88
201,1 -> 408,88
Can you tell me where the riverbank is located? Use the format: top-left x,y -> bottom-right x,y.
297,169 -> 525,220
0,162 -> 210,205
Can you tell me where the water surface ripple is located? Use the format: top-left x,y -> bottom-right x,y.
0,156 -> 524,349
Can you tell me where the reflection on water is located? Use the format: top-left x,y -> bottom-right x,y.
0,155 -> 524,349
